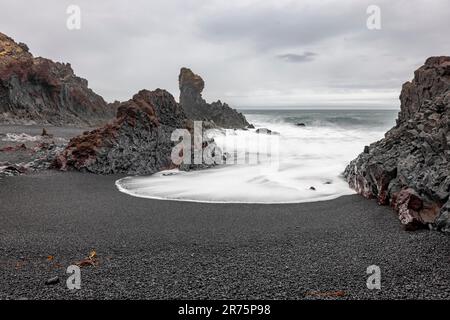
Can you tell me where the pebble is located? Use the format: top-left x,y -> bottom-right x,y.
45,276 -> 60,285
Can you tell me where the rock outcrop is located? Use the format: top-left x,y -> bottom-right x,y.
179,67 -> 249,129
344,57 -> 450,233
54,88 -> 221,174
55,89 -> 187,175
0,32 -> 114,126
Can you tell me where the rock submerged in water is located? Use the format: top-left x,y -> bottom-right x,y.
255,128 -> 280,135
344,56 -> 450,233
179,68 -> 249,129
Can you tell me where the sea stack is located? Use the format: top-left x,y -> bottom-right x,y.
55,89 -> 187,175
344,57 -> 450,232
179,67 -> 249,129
0,32 -> 114,126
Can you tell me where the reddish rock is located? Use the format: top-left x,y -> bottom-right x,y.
0,32 -> 115,126
55,89 -> 189,174
391,188 -> 424,230
0,143 -> 27,152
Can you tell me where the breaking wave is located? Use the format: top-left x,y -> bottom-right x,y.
116,109 -> 397,203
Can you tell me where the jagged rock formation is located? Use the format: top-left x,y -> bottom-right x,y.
0,32 -> 114,126
54,89 -> 187,174
0,32 -> 249,175
179,67 -> 249,129
54,88 -> 221,174
345,57 -> 450,233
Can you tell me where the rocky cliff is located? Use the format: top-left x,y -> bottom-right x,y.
344,57 -> 450,233
179,68 -> 249,129
0,32 -> 114,126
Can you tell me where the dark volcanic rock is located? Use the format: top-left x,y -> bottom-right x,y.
435,200 -> 450,233
344,57 -> 450,232
0,163 -> 27,176
0,32 -> 114,126
179,67 -> 249,129
55,89 -> 221,175
55,89 -> 186,175
255,128 -> 280,135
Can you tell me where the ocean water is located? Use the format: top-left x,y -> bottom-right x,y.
116,109 -> 398,203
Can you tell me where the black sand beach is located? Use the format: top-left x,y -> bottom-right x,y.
0,171 -> 448,300
0,5 -> 449,304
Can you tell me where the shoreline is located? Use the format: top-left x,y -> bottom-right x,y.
115,175 -> 356,205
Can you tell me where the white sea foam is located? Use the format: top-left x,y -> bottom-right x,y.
116,110 -> 395,203
1,132 -> 67,143
2,133 -> 44,142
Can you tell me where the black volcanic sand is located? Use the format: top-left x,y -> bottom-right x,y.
0,171 -> 449,300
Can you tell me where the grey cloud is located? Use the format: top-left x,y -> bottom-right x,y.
196,2 -> 364,51
0,0 -> 449,108
277,52 -> 318,63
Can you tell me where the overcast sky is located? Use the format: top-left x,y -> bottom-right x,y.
1,0 -> 449,108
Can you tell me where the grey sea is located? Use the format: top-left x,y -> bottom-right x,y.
116,109 -> 399,203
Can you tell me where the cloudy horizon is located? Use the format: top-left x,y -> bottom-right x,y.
0,0 -> 449,109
